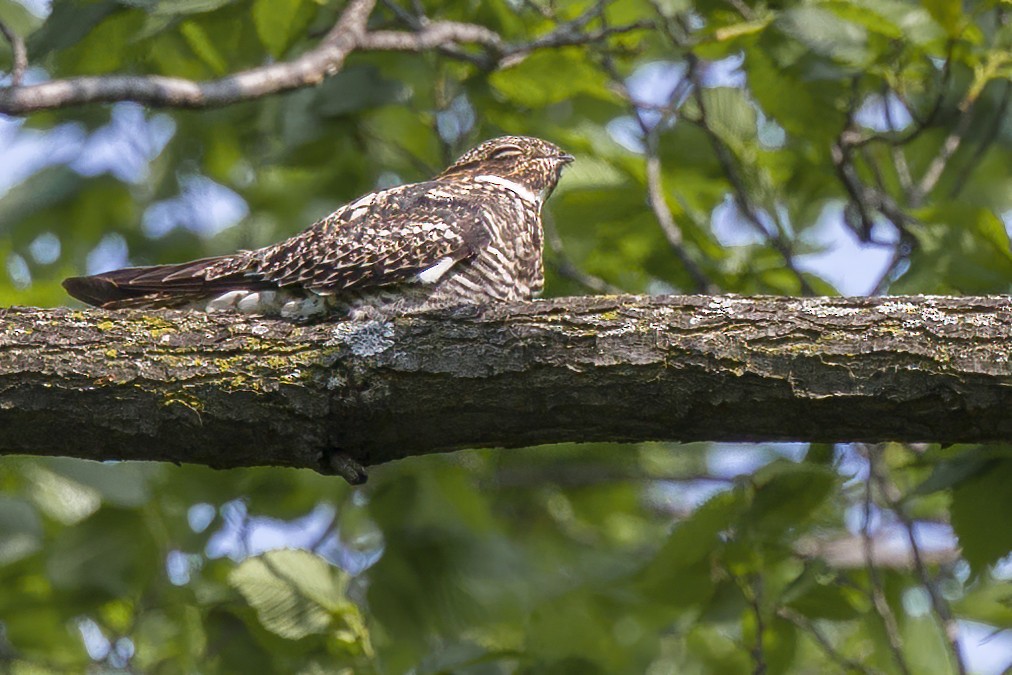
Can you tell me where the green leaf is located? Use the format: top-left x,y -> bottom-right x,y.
131,605 -> 207,672
775,6 -> 870,67
952,579 -> 1012,629
180,19 -> 228,74
147,0 -> 238,15
846,0 -> 946,48
752,616 -> 798,675
315,65 -> 408,117
781,564 -> 866,620
54,9 -> 147,75
921,0 -> 963,37
0,0 -> 42,41
46,507 -> 157,596
913,454 -> 992,495
0,604 -> 90,666
228,549 -> 356,640
27,0 -> 121,58
746,461 -> 836,533
744,44 -> 846,141
527,591 -> 629,671
0,496 -> 42,565
823,2 -> 902,40
252,0 -> 311,58
687,87 -> 758,149
490,48 -> 613,108
42,458 -> 155,508
635,490 -> 742,606
895,205 -> 1012,294
950,460 -> 1012,574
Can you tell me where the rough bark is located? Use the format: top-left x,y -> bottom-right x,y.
1,294 -> 1009,474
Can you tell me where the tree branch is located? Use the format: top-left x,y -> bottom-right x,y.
0,1 -> 651,114
862,459 -> 912,675
0,0 -> 377,113
358,21 -> 503,52
1,295 -> 1010,473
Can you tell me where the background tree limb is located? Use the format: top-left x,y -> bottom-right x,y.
0,0 -> 650,114
1,294 -> 1009,473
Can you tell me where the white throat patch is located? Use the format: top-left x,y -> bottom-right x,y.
475,175 -> 540,206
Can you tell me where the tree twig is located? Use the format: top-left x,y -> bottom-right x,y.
948,79 -> 1012,200
910,51 -> 1007,206
911,103 -> 975,206
866,234 -> 914,296
359,21 -> 504,52
595,24 -> 714,294
0,19 -> 27,87
849,43 -> 954,150
862,448 -> 913,675
543,215 -> 623,295
832,87 -> 918,290
747,574 -> 767,675
880,84 -> 914,198
681,53 -> 814,295
777,607 -> 883,675
872,464 -> 967,675
644,153 -> 717,293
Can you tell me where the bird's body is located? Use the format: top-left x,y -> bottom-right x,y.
63,136 -> 573,319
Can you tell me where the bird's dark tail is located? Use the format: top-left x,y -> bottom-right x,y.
63,256 -> 264,309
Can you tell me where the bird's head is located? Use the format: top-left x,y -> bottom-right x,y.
438,135 -> 574,202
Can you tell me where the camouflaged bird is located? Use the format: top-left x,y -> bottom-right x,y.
63,136 -> 574,320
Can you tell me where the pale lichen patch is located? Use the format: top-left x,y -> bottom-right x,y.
962,313 -> 995,327
877,301 -> 918,314
920,307 -> 959,325
802,303 -> 862,317
599,320 -> 638,337
327,321 -> 395,357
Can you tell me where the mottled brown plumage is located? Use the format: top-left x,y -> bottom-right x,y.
63,136 -> 573,319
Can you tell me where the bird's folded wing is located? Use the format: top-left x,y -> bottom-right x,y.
250,181 -> 491,294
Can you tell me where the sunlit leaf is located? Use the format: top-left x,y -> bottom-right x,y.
228,549 -> 358,641
775,6 -> 870,67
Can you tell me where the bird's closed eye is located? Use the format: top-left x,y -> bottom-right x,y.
488,144 -> 524,159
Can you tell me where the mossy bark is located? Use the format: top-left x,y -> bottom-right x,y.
1,295 -> 1010,473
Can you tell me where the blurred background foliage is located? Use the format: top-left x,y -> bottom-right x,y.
1,0 -> 1011,672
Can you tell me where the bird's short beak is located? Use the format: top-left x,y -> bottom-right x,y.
558,153 -> 575,164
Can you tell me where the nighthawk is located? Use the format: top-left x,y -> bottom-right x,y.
63,136 -> 574,320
